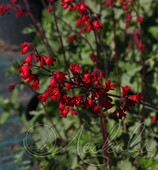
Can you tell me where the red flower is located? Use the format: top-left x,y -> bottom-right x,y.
137,43 -> 146,52
77,15 -> 91,26
38,91 -> 50,103
25,74 -> 36,83
71,95 -> 84,106
126,12 -> 132,24
23,53 -> 33,65
93,20 -> 103,31
43,55 -> 56,66
120,0 -> 127,5
21,46 -> 30,55
105,0 -> 116,8
50,77 -> 57,86
61,0 -> 74,10
87,97 -> 94,106
112,108 -> 126,119
59,102 -> 65,110
33,54 -> 39,62
83,73 -> 94,83
121,86 -> 131,97
105,80 -> 115,91
30,79 -> 39,90
129,92 -> 143,102
15,7 -> 24,18
47,7 -> 53,13
138,17 -> 144,23
71,109 -> 78,115
59,107 -> 70,118
90,54 -> 97,62
123,6 -> 129,10
55,71 -> 67,83
19,65 -> 30,79
65,83 -> 71,90
78,3 -> 87,13
86,24 -> 92,32
50,87 -> 61,101
151,116 -> 158,124
40,58 -> 46,67
67,35 -> 81,43
20,42 -> 29,47
21,42 -> 31,55
93,105 -> 100,114
68,35 -> 76,43
70,64 -> 81,75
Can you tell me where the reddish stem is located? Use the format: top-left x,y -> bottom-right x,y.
111,8 -> 121,92
52,4 -> 69,72
23,0 -> 56,58
99,101 -> 112,168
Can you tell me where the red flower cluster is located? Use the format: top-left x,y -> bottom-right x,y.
19,43 -> 144,119
133,30 -> 146,52
0,5 -> 12,16
0,4 -> 24,17
105,0 -> 117,8
77,15 -> 103,33
47,7 -> 53,13
121,86 -> 131,97
67,35 -> 81,43
112,85 -> 144,119
104,0 -> 144,27
126,12 -> 132,24
61,0 -> 102,33
129,92 -> 144,103
19,43 -> 57,91
120,0 -> 133,10
61,0 -> 87,13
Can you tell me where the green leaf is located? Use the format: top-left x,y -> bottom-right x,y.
0,111 -> 10,124
148,26 -> 158,40
11,88 -> 18,103
22,25 -> 36,34
87,166 -> 97,170
140,158 -> 158,170
117,160 -> 136,170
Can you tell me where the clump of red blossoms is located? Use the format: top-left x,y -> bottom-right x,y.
67,35 -> 81,43
19,42 -> 144,119
0,3 -> 24,18
61,0 -> 103,33
133,30 -> 146,52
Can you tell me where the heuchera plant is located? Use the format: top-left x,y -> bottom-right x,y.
2,0 -> 158,169
19,42 -> 144,120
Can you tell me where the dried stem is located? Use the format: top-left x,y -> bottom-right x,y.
107,93 -> 158,111
111,8 -> 121,92
23,0 -> 56,58
93,26 -> 112,168
98,101 -> 112,168
52,4 -> 69,72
